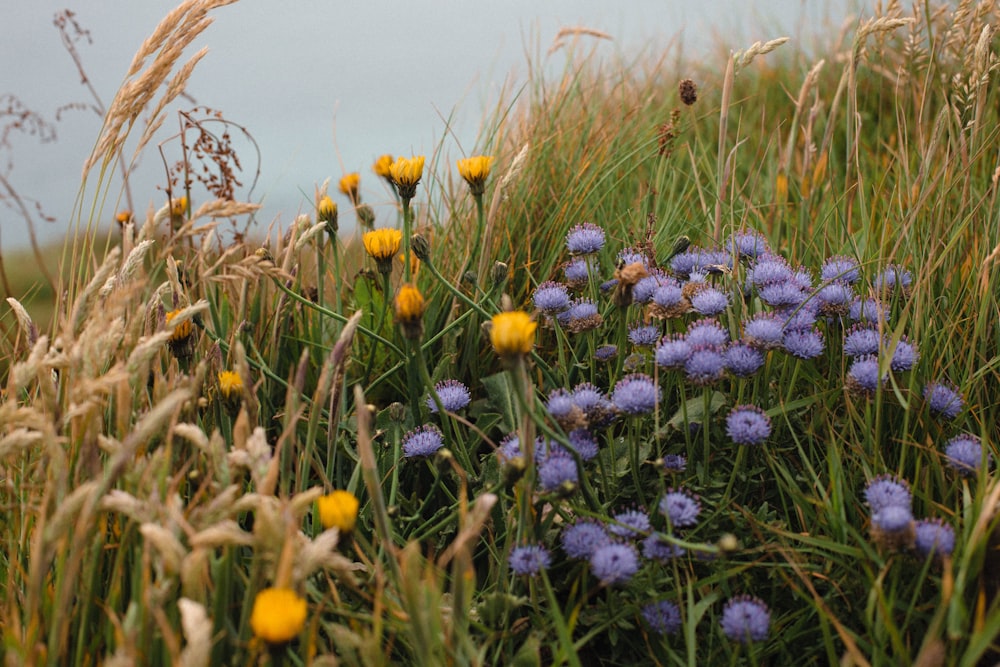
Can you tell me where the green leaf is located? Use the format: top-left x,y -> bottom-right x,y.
481,371 -> 517,433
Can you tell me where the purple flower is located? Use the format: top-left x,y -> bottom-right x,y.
865,474 -> 912,513
778,302 -> 820,331
924,381 -> 963,420
743,312 -> 785,349
655,335 -> 692,368
566,222 -> 606,255
617,247 -> 649,269
944,433 -> 989,477
821,255 -> 860,284
642,600 -> 682,635
816,282 -> 855,315
759,280 -> 807,308
721,596 -> 770,643
533,281 -> 571,314
874,264 -> 912,293
782,328 -> 825,359
659,488 -> 701,528
402,424 -> 445,458
652,282 -> 685,309
872,504 -> 914,532
561,521 -> 611,559
670,246 -> 732,278
538,454 -> 579,492
572,382 -> 616,427
426,379 -> 471,413
589,543 -> 640,585
726,230 -> 769,260
684,345 -> 727,385
661,453 -> 687,473
546,389 -> 577,420
889,337 -> 918,372
565,298 -> 603,333
594,344 -> 618,361
726,405 -> 771,445
850,298 -> 889,325
497,433 -> 521,462
750,255 -> 792,285
567,429 -> 599,461
564,257 -> 595,284
724,341 -> 765,377
609,508 -> 651,539
628,324 -> 661,347
508,545 -> 551,576
913,519 -> 955,559
612,374 -> 660,415
846,355 -> 885,395
642,534 -> 686,561
686,318 -> 729,347
843,325 -> 882,357
690,287 -> 730,316
633,270 -> 674,304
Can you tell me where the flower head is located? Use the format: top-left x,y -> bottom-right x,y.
538,454 -> 578,493
394,283 -> 426,339
533,281 -> 572,314
724,341 -> 765,377
566,222 -> 606,255
684,345 -> 727,385
889,336 -> 918,372
317,490 -> 360,533
846,355 -> 885,396
338,172 -> 360,205
782,328 -> 825,359
659,488 -> 701,528
567,428 -> 599,460
609,508 -> 651,539
642,600 -> 682,635
318,195 -> 338,233
821,255 -> 860,284
864,474 -> 912,513
726,229 -> 769,260
561,521 -> 611,559
924,381 -> 964,420
690,287 -> 729,316
914,519 -> 955,560
944,433 -> 989,477
373,154 -> 394,179
402,424 -> 445,458
661,454 -> 687,473
489,311 -> 536,359
563,257 -> 596,286
594,344 -> 618,361
217,370 -> 244,402
165,309 -> 195,359
457,155 -> 493,195
363,228 -> 403,272
611,374 -> 660,415
589,543 -> 640,586
655,335 -> 692,368
686,318 -> 729,347
426,379 -> 471,413
389,155 -> 425,199
628,324 -> 661,348
250,587 -> 307,645
508,545 -> 551,576
564,299 -> 603,333
721,596 -> 770,644
743,312 -> 785,349
870,504 -> 915,550
844,325 -> 882,357
642,534 -> 686,561
726,405 -> 771,445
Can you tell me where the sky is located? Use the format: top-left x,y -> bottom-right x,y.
1,0 -> 871,251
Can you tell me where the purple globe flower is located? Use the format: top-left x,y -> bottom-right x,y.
759,280 -> 807,307
564,257 -> 595,283
508,545 -> 551,576
600,278 -> 619,293
790,266 -> 814,292
617,247 -> 649,268
750,254 -> 792,286
721,596 -> 771,644
817,282 -> 855,315
538,454 -> 579,492
874,264 -> 913,293
724,341 -> 765,377
726,405 -> 771,445
566,222 -> 606,255
889,336 -> 918,372
872,504 -> 914,532
573,382 -> 616,427
567,428 -> 599,461
865,474 -> 912,513
642,534 -> 686,561
611,374 -> 661,415
546,389 -> 577,420
687,318 -> 729,347
913,519 -> 956,559
944,433 -> 989,477
565,298 -> 603,333
402,424 -> 445,458
659,488 -> 701,528
642,600 -> 682,635
533,281 -> 571,314
843,325 -> 881,357
684,345 -> 727,385
726,230 -> 769,260
690,287 -> 730,316
846,355 -> 885,395
652,282 -> 685,309
589,543 -> 640,585
782,328 -> 825,359
924,381 -> 963,420
655,335 -> 692,368
561,520 -> 611,559
821,255 -> 860,284
633,270 -> 673,304
609,508 -> 651,539
497,433 -> 521,463
778,302 -> 820,331
661,453 -> 687,473
426,379 -> 471,413
628,324 -> 661,347
594,344 -> 618,361
850,298 -> 889,325
743,312 -> 785,349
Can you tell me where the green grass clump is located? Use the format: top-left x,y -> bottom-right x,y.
2,1 -> 1000,665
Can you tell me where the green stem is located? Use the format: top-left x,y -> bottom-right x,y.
402,197 -> 412,282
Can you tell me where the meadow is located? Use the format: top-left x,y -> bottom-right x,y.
2,0 -> 1000,664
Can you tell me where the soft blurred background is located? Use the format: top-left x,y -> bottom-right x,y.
2,0 -> 868,251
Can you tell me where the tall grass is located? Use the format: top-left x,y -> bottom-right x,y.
2,0 -> 999,665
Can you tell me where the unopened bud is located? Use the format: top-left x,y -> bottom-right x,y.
462,271 -> 477,286
491,261 -> 509,286
411,234 -> 431,262
388,402 -> 407,423
355,203 -> 376,229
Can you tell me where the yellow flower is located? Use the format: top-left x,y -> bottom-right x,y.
165,309 -> 193,343
318,195 -> 338,225
363,228 -> 403,273
249,587 -> 307,645
373,154 -> 394,178
394,283 -> 426,340
317,490 -> 360,533
456,155 -> 494,195
489,311 -> 536,358
388,155 -> 425,199
217,370 -> 243,400
338,173 -> 360,204
170,196 -> 188,218
115,210 -> 133,226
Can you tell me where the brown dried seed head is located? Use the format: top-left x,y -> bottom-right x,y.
679,78 -> 698,105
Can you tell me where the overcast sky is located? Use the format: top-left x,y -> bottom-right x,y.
1,0 -> 868,250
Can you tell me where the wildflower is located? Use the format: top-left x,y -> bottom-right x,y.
217,370 -> 244,404
749,254 -> 792,286
497,433 -> 522,463
726,229 -> 769,260
643,600 -> 682,635
546,389 -> 577,420
402,424 -> 445,458
889,336 -> 918,372
691,287 -> 729,316
726,405 -> 771,445
843,325 -> 881,357
846,355 -> 885,396
642,534 -> 686,561
816,282 -> 854,316
165,309 -> 195,359
659,488 -> 701,528
456,155 -> 493,196
743,312 -> 785,349
670,246 -> 731,278
115,210 -> 134,227
589,543 -> 640,586
609,508 -> 651,539
426,379 -> 470,413
874,264 -> 913,295
489,311 -> 536,359
388,155 -> 425,199
649,282 -> 689,319
871,504 -> 915,550
850,298 -> 889,325
338,172 -> 360,205
759,280 -> 807,307
373,154 -> 394,179
394,283 -> 426,340
628,324 -> 661,348
169,195 -> 188,228
594,344 -> 618,361
317,490 -> 360,533
864,475 -> 912,513
913,519 -> 956,560
944,433 -> 989,477
686,318 -> 729,347
924,381 -> 963,420
655,335 -> 692,368
633,269 -> 673,303
538,454 -> 578,493
820,255 -> 860,284
611,374 -> 660,415
721,596 -> 770,644
250,587 -> 307,645
317,195 -> 338,234
561,521 -> 611,559
782,328 -> 825,359
564,299 -> 603,333
533,281 -> 571,314
573,382 -> 616,427
617,247 -> 649,269
566,222 -> 606,255
567,429 -> 599,460
724,341 -> 765,377
684,345 -> 727,385
363,228 -> 403,274
508,545 -> 551,576
564,257 -> 595,286
661,453 -> 687,473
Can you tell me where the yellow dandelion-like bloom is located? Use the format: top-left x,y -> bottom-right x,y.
250,587 -> 307,645
363,228 -> 403,273
165,309 -> 193,343
170,196 -> 188,218
388,155 -> 425,199
373,154 -> 394,179
318,195 -> 337,225
398,251 -> 421,277
115,210 -> 133,226
394,283 -> 426,339
217,370 -> 244,400
489,311 -> 536,358
338,173 -> 360,204
456,155 -> 494,196
317,490 -> 360,533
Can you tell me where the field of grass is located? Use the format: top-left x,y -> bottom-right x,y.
2,0 -> 1000,665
